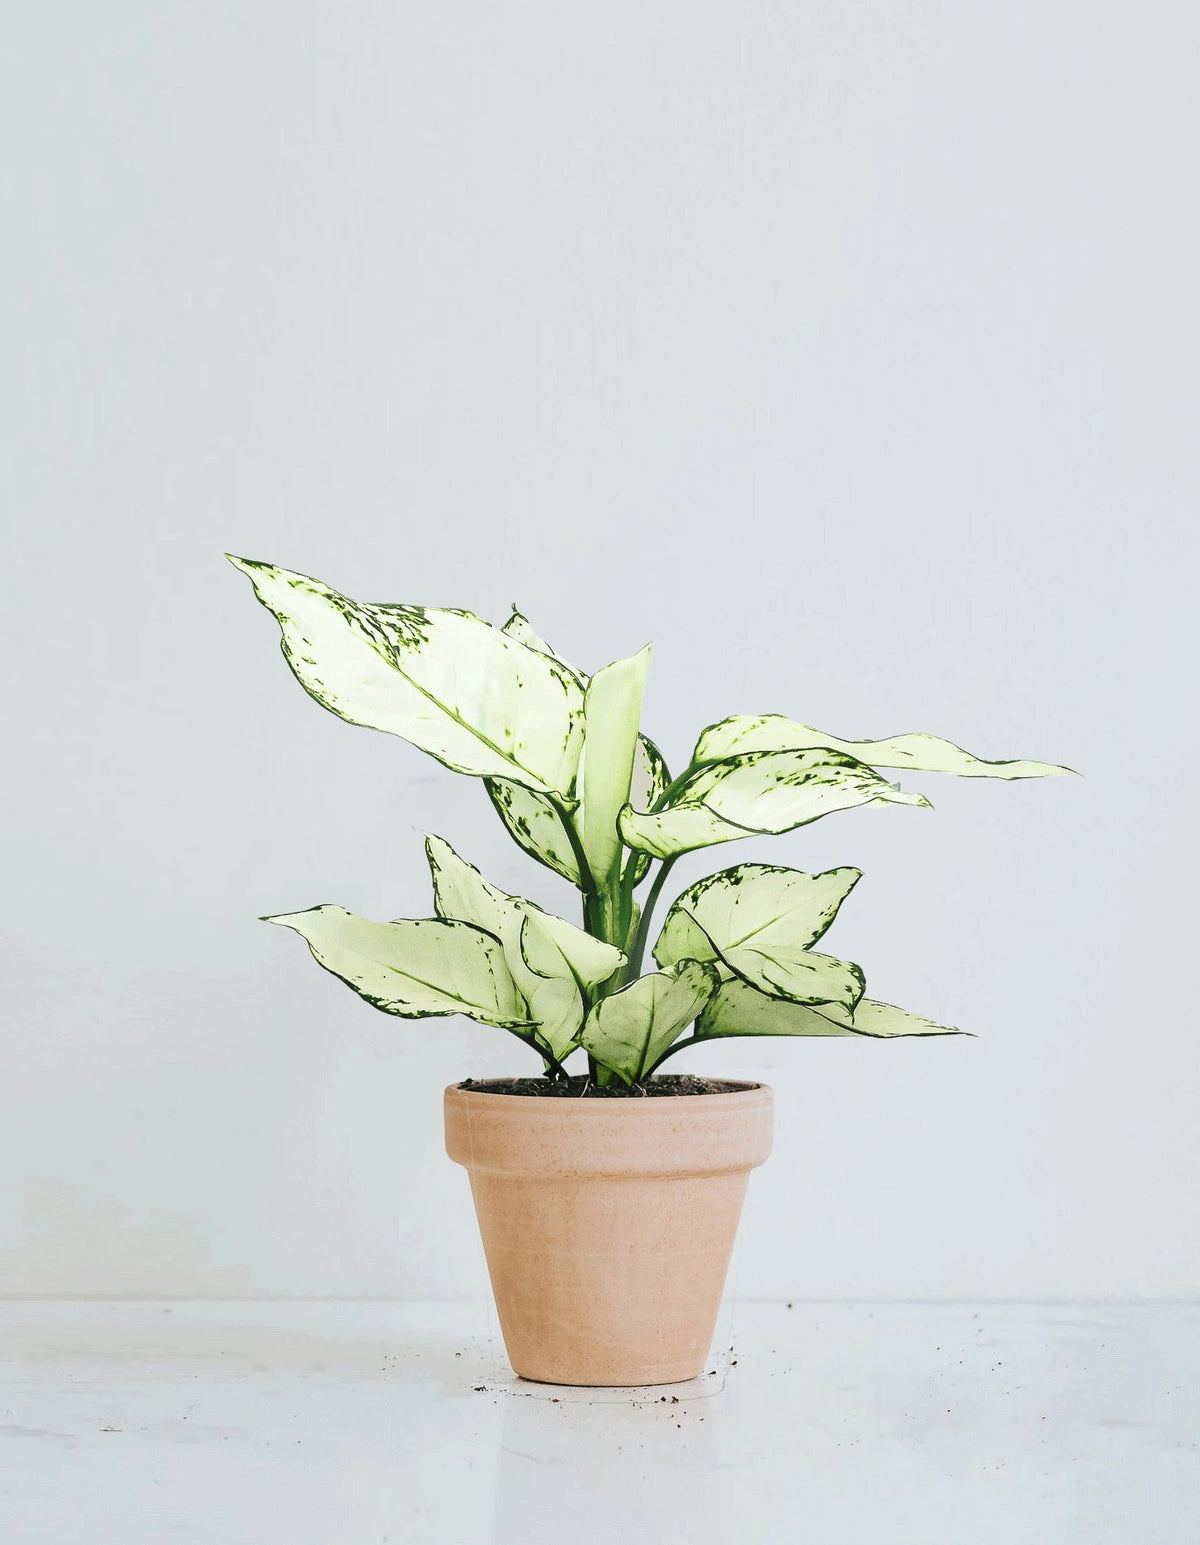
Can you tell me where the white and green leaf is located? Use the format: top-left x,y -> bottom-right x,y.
654,862 -> 861,964
426,836 -> 625,1059
496,607 -> 580,674
619,748 -> 930,860
485,779 -> 582,885
228,559 -> 584,798
654,863 -> 865,1011
695,715 -> 1073,780
580,645 -> 651,890
577,960 -> 720,1084
848,999 -> 963,1037
623,734 -> 669,884
518,905 -> 628,990
263,907 -> 530,1029
486,610 -> 667,885
696,978 -> 962,1039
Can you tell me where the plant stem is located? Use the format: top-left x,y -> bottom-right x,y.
643,1030 -> 700,1075
548,796 -> 599,933
623,856 -> 677,981
652,763 -> 700,810
505,1027 -> 568,1080
616,853 -> 641,942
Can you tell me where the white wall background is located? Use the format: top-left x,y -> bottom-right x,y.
2,1 -> 1196,1302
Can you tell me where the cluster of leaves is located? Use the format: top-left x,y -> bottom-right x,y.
229,557 -> 1070,1086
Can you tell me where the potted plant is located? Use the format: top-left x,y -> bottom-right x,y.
229,556 -> 1071,1387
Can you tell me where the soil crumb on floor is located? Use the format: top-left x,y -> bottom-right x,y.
457,1074 -> 753,1098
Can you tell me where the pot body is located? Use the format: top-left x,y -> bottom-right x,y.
444,1081 -> 773,1386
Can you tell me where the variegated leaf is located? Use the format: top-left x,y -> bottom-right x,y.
517,905 -> 628,990
426,836 -> 624,1059
497,607 -> 576,672
581,645 -> 652,890
849,999 -> 963,1037
228,559 -> 584,799
695,714 -> 1072,780
619,748 -> 930,861
487,610 -> 667,884
577,960 -> 720,1084
623,735 -> 669,884
654,863 -> 865,1011
263,907 -> 529,1029
696,978 -> 962,1039
485,779 -> 582,885
630,734 -> 669,811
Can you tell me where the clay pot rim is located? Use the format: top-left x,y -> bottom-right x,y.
449,1077 -> 769,1107
446,1079 -> 773,1185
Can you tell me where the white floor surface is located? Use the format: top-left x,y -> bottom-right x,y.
1,1300 -> 1196,1544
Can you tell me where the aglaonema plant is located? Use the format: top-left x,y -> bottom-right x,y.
229,556 -> 1071,1086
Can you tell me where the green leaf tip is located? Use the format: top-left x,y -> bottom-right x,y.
226,553 -> 264,576
222,557 -> 587,798
695,715 -> 1075,782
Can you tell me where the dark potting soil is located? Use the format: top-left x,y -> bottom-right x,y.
458,1074 -> 754,1098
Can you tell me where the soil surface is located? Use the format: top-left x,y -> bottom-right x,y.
457,1074 -> 755,1098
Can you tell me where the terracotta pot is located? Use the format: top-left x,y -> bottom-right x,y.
444,1080 -> 773,1386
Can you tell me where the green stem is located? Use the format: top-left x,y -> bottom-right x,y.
644,1030 -> 701,1075
653,763 -> 701,811
616,853 -> 641,941
548,796 -> 600,933
623,856 -> 677,982
506,1027 -> 569,1080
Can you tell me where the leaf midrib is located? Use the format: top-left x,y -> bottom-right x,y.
340,926 -> 516,1016
341,602 -> 577,794
682,895 -> 825,956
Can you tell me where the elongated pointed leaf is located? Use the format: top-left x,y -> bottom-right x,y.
620,748 -> 930,860
518,907 -> 628,990
427,835 -> 577,1058
488,736 -> 669,884
485,779 -> 583,885
487,610 -> 667,884
264,907 -> 529,1028
426,836 -> 623,987
426,834 -> 520,935
577,961 -> 720,1084
696,978 -> 961,1039
630,734 -> 669,811
620,736 -> 672,885
498,608 -> 585,681
229,559 -> 584,798
696,714 -> 1072,780
581,645 -> 651,889
426,836 -> 624,1059
654,863 -> 865,1010
849,999 -> 963,1036
655,863 -> 861,962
